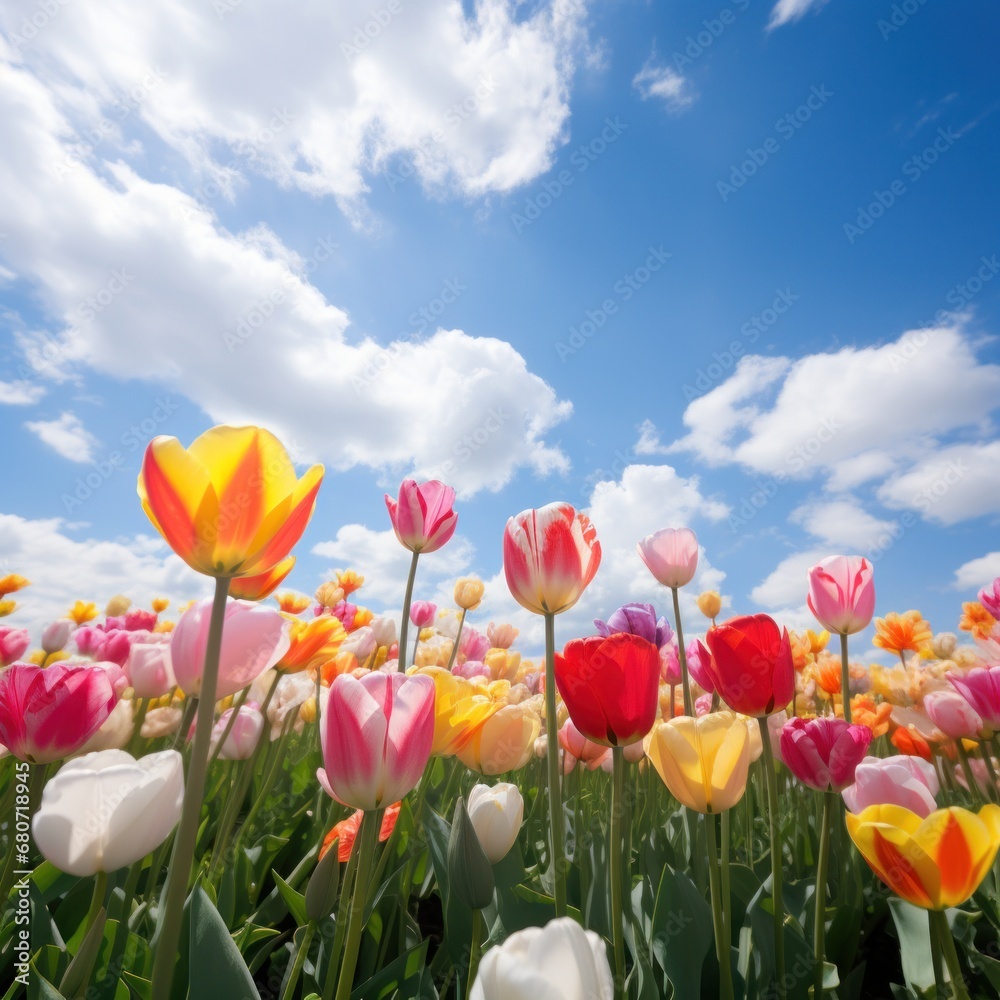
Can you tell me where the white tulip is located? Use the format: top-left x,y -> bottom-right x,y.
77,697 -> 135,754
466,783 -> 524,864
32,749 -> 183,876
471,917 -> 614,1000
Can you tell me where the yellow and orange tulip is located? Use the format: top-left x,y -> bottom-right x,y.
846,803 -> 1000,910
276,614 -> 346,674
137,425 -> 323,579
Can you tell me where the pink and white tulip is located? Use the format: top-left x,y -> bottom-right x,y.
806,555 -> 876,635
923,689 -> 984,741
385,479 -> 458,554
842,756 -> 939,817
636,527 -> 699,589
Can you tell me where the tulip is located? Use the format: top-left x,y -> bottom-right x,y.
685,638 -> 715,694
636,527 -> 699,589
487,622 -> 518,649
274,613 -> 345,674
842,756 -> 940,817
67,600 -> 98,625
276,591 -> 312,615
229,556 -> 297,601
141,706 -> 184,739
0,573 -> 30,596
320,803 -> 401,862
979,577 -> 1000,621
455,577 -> 485,611
0,626 -> 30,666
554,633 -> 660,747
318,671 -> 434,811
503,502 -> 601,617
593,602 -> 672,648
456,703 -> 540,775
697,590 -> 723,621
266,672 -> 316,740
558,719 -> 609,769
78,698 -> 135,754
170,598 -> 289,699
210,702 -> 263,760
32,749 -> 184,876
923,689 -> 983,740
780,717 -> 872,793
409,601 -> 437,628
137,425 -> 324,580
0,663 -> 118,764
948,666 -> 1000,737
705,614 -> 794,718
126,642 -> 176,699
41,619 -> 74,654
470,916 -> 613,1000
847,803 -> 1000,910
645,711 -> 750,814
385,479 -> 458,554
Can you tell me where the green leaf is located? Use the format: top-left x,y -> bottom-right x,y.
59,906 -> 107,998
272,870 -> 308,927
649,864 -> 712,999
121,971 -> 152,1000
304,842 -> 341,921
350,939 -> 429,1000
188,885 -> 260,1000
448,798 -> 494,910
888,898 -> 935,993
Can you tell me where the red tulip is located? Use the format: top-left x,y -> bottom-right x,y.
0,663 -> 117,763
503,502 -> 601,616
385,479 -> 458,553
554,633 -> 660,747
705,614 -> 794,717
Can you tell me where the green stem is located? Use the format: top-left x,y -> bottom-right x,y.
610,747 -> 625,1000
758,716 -> 786,999
544,612 -> 566,917
60,870 -> 108,996
466,907 -> 483,999
706,811 -> 735,1000
930,909 -> 971,1000
208,757 -> 255,880
396,550 -> 420,672
333,810 -> 381,1000
929,905 -> 946,999
980,744 -> 1000,803
323,841 -> 359,998
671,587 -> 693,717
956,744 -> 985,806
813,791 -> 834,999
840,632 -> 851,724
172,695 -> 199,751
445,608 -> 467,673
720,808 -> 732,950
128,697 -> 150,755
282,920 -> 317,1000
150,575 -> 231,1000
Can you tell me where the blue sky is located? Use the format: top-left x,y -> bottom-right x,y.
1,0 -> 998,656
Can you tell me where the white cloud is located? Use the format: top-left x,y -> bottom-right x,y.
633,418 -> 670,455
1,0 -> 589,204
0,58 -> 572,496
632,60 -> 692,111
876,441 -> 1000,525
24,410 -> 99,462
0,378 -> 45,404
789,498 -> 896,550
0,512 -> 206,639
669,326 -> 1000,523
953,552 -> 1000,593
767,0 -> 831,31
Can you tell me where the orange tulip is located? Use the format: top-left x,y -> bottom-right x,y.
873,611 -> 933,658
846,804 -> 1000,910
229,557 -> 296,600
0,574 -> 30,597
275,614 -> 346,674
320,803 -> 401,862
137,425 -> 323,579
959,601 -> 996,641
850,696 -> 892,737
276,591 -> 312,615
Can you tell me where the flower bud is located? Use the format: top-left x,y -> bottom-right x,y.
448,796 -> 495,909
696,590 -> 722,620
467,783 -> 523,864
454,577 -> 485,611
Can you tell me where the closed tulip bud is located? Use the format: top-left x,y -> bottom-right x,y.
636,527 -> 699,589
299,697 -> 318,725
409,601 -> 437,628
41,619 -> 74,654
32,749 -> 184,875
645,711 -> 751,813
471,917 -> 613,1000
923,689 -> 983,740
0,626 -> 31,666
696,590 -> 722,620
932,632 -> 958,660
467,783 -> 523,863
449,796 -> 496,909
105,595 -> 131,617
126,642 -> 176,699
487,622 -> 518,649
369,615 -> 397,648
385,479 -> 459,554
211,703 -> 264,760
454,577 -> 485,611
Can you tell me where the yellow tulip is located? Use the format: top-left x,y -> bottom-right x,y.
454,577 -> 485,611
0,574 -> 30,597
696,590 -> 722,620
105,594 -> 131,616
67,600 -> 99,625
137,425 -> 323,579
0,601 -> 15,617
456,703 -> 541,775
275,591 -> 312,615
846,803 -> 1000,910
644,711 -> 751,814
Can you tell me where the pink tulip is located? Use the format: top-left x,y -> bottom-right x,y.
806,555 -> 876,635
318,671 -> 434,810
558,719 -> 609,770
41,619 -> 74,654
127,642 -> 176,699
385,479 -> 458,554
487,622 -> 518,649
923,689 -> 983,740
979,577 -> 1000,621
842,756 -> 939,817
100,630 -> 136,667
636,527 -> 699,589
0,627 -> 30,666
211,702 -> 264,760
124,608 -> 158,631
660,642 -> 681,684
503,502 -> 601,616
948,667 -> 1000,736
171,598 -> 289,700
685,638 -> 715,694
0,663 -> 118,763
695,692 -> 713,716
409,601 -> 437,628
453,659 -> 490,680
460,627 -> 490,662
73,626 -> 106,657
780,716 -> 872,792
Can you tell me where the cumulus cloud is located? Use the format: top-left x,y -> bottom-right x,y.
24,411 -> 99,462
0,57 -> 573,496
0,378 -> 45,404
953,552 -> 1000,593
632,59 -> 692,111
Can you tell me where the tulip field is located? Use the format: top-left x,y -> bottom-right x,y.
4,425 -> 1000,1000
